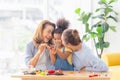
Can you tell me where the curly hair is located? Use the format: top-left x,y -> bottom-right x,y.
54,18 -> 69,34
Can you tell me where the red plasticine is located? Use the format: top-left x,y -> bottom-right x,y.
89,73 -> 98,78
48,70 -> 55,74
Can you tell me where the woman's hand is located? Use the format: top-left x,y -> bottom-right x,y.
47,45 -> 57,65
29,43 -> 47,67
38,43 -> 47,53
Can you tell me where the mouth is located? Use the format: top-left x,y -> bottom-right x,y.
44,36 -> 51,42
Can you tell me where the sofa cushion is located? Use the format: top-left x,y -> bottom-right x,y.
109,66 -> 120,80
102,53 -> 120,66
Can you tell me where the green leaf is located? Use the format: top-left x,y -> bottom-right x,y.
87,13 -> 92,21
83,13 -> 92,24
95,8 -> 104,12
113,10 -> 118,15
92,14 -> 105,19
96,41 -> 110,49
83,14 -> 88,24
96,8 -> 100,12
75,8 -> 81,14
109,26 -> 116,32
97,32 -> 103,38
105,8 -> 113,15
98,38 -> 104,43
90,32 -> 97,38
103,42 -> 110,48
102,23 -> 109,33
85,23 -> 90,32
98,0 -> 107,5
95,42 -> 101,49
98,14 -> 105,19
81,12 -> 85,17
107,15 -> 118,22
95,40 -> 103,49
82,34 -> 90,42
80,12 -> 86,24
109,0 -> 118,4
96,26 -> 103,33
92,21 -> 101,28
96,26 -> 104,38
101,0 -> 107,3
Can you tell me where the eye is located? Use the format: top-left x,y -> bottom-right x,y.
48,30 -> 51,34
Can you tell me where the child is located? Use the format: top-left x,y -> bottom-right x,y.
49,18 -> 73,70
61,29 -> 108,72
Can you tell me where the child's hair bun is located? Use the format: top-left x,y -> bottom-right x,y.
56,18 -> 69,31
72,29 -> 79,38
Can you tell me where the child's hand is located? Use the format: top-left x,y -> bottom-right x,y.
79,67 -> 86,72
51,45 -> 57,55
48,45 -> 57,55
54,39 -> 62,48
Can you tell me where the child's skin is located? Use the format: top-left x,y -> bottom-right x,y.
48,33 -> 72,65
61,29 -> 108,72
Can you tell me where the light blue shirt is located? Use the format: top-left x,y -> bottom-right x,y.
25,41 -> 55,71
72,43 -> 108,72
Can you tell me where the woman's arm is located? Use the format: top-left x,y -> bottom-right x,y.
48,46 -> 57,65
50,53 -> 56,65
29,50 -> 42,67
25,43 -> 33,66
29,44 -> 47,67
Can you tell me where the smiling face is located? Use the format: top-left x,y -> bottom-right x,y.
43,24 -> 54,43
61,34 -> 69,48
54,33 -> 62,47
61,31 -> 73,50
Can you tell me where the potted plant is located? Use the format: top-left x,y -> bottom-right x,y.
75,0 -> 118,58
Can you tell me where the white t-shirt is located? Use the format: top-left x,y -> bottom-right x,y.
72,43 -> 108,72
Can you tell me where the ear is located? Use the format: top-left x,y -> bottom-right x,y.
66,43 -> 72,48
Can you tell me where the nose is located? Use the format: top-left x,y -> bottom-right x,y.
48,33 -> 52,38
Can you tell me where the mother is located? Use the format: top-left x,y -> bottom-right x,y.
25,20 -> 55,70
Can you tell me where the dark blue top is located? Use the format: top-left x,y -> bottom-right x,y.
54,47 -> 74,70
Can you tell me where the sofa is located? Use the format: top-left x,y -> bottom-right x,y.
102,52 -> 120,80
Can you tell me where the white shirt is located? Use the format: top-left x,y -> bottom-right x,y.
72,43 -> 108,72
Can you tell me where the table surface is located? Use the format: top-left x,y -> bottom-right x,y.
11,71 -> 110,80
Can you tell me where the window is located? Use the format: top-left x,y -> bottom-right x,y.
0,0 -> 93,79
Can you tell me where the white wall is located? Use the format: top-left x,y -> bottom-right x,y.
105,0 -> 120,53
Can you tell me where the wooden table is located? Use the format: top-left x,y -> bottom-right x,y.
11,71 -> 110,80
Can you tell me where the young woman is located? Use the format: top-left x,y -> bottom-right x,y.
49,18 -> 73,70
25,20 -> 55,71
61,29 -> 108,72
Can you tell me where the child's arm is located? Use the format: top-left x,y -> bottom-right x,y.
85,59 -> 108,72
80,44 -> 108,72
80,58 -> 108,72
56,48 -> 72,60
